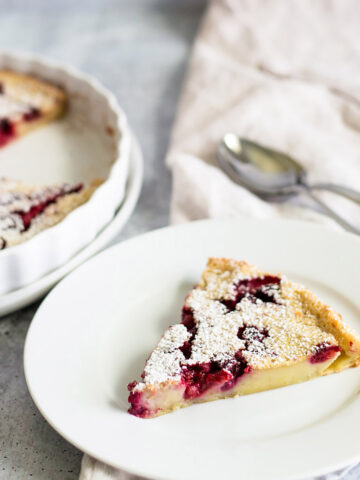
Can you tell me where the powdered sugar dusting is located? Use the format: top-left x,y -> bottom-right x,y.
0,95 -> 31,119
185,288 -> 244,364
235,298 -> 335,368
138,324 -> 190,387
136,259 -> 338,387
200,266 -> 244,300
0,181 -> 75,213
259,283 -> 284,304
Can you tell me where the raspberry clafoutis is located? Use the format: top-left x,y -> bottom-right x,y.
128,258 -> 360,418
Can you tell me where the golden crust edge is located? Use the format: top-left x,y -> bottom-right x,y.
296,287 -> 360,371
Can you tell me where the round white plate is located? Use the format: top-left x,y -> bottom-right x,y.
0,133 -> 142,317
24,219 -> 360,480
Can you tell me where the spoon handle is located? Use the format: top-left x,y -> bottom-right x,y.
303,187 -> 360,234
309,183 -> 360,206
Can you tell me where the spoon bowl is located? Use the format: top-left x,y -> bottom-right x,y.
217,133 -> 306,198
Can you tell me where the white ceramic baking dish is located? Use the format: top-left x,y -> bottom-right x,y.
0,51 -> 131,295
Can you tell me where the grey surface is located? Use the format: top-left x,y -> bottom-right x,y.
0,1 -> 205,479
1,1 -> 360,480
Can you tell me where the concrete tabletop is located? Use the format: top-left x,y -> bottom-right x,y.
0,1 -> 359,479
0,1 -> 205,478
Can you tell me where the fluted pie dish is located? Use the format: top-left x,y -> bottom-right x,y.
0,51 -> 130,294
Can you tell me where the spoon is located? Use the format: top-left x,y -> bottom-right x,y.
217,133 -> 360,234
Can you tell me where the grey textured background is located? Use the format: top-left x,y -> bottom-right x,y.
0,1 -> 205,478
0,1 -> 360,479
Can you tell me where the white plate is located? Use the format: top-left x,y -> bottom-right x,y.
24,219 -> 360,480
0,51 -> 131,294
0,133 -> 142,317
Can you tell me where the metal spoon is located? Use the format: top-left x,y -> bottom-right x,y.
217,133 -> 360,234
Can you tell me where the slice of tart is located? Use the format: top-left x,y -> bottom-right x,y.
0,70 -> 66,148
128,257 -> 360,418
0,177 -> 101,249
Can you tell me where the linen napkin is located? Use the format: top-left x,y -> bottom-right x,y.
167,0 -> 360,229
80,0 -> 360,479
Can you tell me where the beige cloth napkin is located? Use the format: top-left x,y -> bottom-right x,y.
167,0 -> 360,229
80,0 -> 360,479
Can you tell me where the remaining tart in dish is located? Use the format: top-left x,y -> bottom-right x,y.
0,70 -> 66,148
0,178 -> 101,249
128,257 -> 360,418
